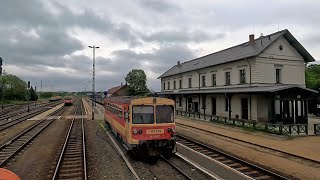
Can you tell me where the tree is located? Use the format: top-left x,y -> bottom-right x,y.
39,92 -> 53,99
29,86 -> 38,101
305,64 -> 320,90
125,69 -> 149,96
1,73 -> 28,101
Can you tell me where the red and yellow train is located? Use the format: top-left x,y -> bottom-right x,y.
104,96 -> 176,156
64,96 -> 73,106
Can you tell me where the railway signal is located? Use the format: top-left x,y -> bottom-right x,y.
0,57 -> 2,76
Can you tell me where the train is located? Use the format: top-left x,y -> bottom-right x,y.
64,96 -> 73,106
104,96 -> 176,157
49,96 -> 62,102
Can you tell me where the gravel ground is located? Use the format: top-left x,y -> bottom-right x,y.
167,155 -> 213,180
4,105 -> 75,179
0,120 -> 37,144
86,120 -> 135,180
177,124 -> 320,179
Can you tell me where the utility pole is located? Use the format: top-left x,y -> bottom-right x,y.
0,57 -> 3,109
27,81 -> 30,112
88,45 -> 99,120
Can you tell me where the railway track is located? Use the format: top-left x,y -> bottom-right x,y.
0,105 -> 68,167
0,101 -> 54,121
160,155 -> 194,180
52,100 -> 87,180
0,101 -> 62,131
177,122 -> 320,165
176,134 -> 289,180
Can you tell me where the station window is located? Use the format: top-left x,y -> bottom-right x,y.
225,72 -> 231,85
179,79 -> 182,89
188,77 -> 192,88
163,82 -> 165,90
240,69 -> 246,84
167,81 -> 170,90
202,75 -> 206,87
212,74 -> 216,86
276,69 -> 281,83
173,80 -> 176,89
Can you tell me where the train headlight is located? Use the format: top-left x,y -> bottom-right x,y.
133,129 -> 138,134
138,129 -> 143,134
168,128 -> 175,133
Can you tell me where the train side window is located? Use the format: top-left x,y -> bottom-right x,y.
125,112 -> 129,122
118,110 -> 123,118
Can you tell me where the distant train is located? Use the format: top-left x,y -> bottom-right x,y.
64,96 -> 73,106
104,96 -> 176,157
49,96 -> 62,102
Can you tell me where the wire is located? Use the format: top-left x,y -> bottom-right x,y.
95,124 -> 122,158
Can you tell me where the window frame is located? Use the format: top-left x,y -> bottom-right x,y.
276,69 -> 281,83
225,72 -> 231,85
132,105 -> 155,124
240,69 -> 246,84
167,81 -> 170,90
212,74 -> 216,86
188,77 -> 192,88
202,75 -> 206,87
173,80 -> 176,89
179,79 -> 182,89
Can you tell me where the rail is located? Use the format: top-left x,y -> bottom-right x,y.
176,134 -> 289,180
176,110 -> 308,136
52,99 -> 87,180
0,106 -> 68,167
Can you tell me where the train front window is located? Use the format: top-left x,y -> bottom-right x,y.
132,106 -> 154,124
156,105 -> 174,123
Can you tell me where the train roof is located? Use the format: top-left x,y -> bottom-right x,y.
104,96 -> 139,104
104,96 -> 173,104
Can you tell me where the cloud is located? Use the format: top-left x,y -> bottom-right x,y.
1,0 -> 320,92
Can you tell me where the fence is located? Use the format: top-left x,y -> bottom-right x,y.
315,124 -> 320,135
176,110 -> 308,136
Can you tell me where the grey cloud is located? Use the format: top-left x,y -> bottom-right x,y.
137,0 -> 178,13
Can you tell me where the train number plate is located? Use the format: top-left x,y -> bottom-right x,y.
146,129 -> 164,134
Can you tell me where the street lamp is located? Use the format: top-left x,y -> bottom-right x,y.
88,45 -> 99,120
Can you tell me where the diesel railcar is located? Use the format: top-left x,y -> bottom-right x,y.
64,96 -> 73,106
104,96 -> 176,156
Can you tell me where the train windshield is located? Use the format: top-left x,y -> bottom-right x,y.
156,105 -> 174,123
132,106 -> 154,124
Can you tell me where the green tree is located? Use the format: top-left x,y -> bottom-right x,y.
125,69 -> 149,96
1,73 -> 28,101
40,92 -> 53,99
305,64 -> 320,90
29,86 -> 38,101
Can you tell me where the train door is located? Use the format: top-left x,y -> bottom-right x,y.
124,107 -> 130,140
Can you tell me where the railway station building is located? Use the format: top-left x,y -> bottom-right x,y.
158,29 -> 317,124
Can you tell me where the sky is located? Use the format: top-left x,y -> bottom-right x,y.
1,0 -> 319,92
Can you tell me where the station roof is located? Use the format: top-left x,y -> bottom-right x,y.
158,29 -> 315,78
158,85 -> 318,95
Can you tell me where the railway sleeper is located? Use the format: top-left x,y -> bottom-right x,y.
62,160 -> 82,166
64,154 -> 82,159
255,175 -> 272,180
60,163 -> 82,169
63,157 -> 82,161
60,168 -> 83,174
58,172 -> 83,179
